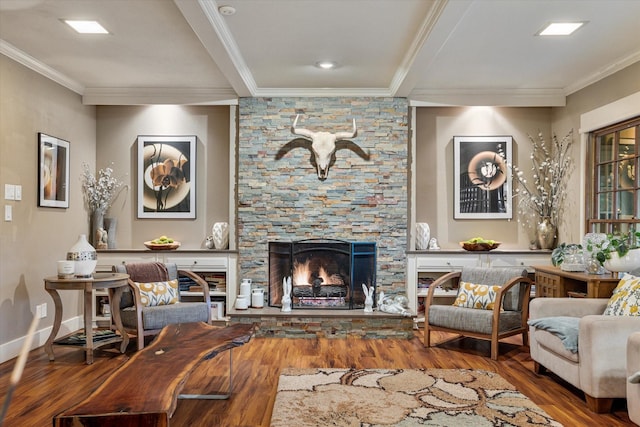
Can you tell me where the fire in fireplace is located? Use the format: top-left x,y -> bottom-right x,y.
269,239 -> 376,309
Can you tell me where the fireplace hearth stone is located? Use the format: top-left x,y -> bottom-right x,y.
228,307 -> 414,339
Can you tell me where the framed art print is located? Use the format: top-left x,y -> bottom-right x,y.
38,133 -> 69,208
454,135 -> 512,219
137,135 -> 196,219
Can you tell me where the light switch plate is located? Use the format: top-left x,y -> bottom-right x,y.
4,205 -> 12,221
4,184 -> 15,200
14,185 -> 22,201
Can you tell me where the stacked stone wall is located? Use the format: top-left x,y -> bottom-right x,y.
237,97 -> 408,296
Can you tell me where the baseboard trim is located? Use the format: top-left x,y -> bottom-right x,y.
0,316 -> 82,364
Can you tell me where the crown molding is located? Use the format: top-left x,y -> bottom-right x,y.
82,87 -> 238,105
408,88 -> 566,107
389,0 -> 449,96
251,87 -> 394,98
0,39 -> 84,94
564,51 -> 640,96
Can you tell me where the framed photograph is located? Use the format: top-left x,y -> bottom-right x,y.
454,136 -> 512,219
38,133 -> 69,208
137,135 -> 196,219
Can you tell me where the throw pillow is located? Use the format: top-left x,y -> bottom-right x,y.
133,279 -> 179,307
603,274 -> 640,316
452,281 -> 502,310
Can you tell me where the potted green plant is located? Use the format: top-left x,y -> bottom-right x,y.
590,229 -> 640,271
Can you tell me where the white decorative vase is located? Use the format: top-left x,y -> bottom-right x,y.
212,222 -> 229,249
416,223 -> 430,250
67,234 -> 97,278
604,248 -> 640,273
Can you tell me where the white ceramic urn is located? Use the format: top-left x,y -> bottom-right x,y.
67,234 -> 97,278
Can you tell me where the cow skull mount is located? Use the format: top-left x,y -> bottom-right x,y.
291,114 -> 357,180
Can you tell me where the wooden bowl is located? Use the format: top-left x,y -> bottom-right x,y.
460,241 -> 501,251
144,241 -> 181,251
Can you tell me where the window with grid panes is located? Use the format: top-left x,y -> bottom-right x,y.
586,117 -> 639,235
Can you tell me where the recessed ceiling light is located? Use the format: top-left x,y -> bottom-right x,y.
537,22 -> 586,36
315,61 -> 338,70
64,20 -> 109,34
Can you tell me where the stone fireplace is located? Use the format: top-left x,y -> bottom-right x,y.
268,239 -> 376,309
237,97 -> 409,301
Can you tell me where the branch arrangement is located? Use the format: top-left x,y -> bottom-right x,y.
510,130 -> 574,230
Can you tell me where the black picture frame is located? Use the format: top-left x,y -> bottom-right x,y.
38,132 -> 69,208
453,135 -> 512,219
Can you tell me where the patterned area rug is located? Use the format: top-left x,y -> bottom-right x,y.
270,368 -> 562,427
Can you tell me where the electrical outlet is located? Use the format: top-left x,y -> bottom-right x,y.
36,303 -> 47,318
4,205 -> 12,221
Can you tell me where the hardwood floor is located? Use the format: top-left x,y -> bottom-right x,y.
0,328 -> 634,426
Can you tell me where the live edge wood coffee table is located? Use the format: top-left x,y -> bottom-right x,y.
53,322 -> 254,427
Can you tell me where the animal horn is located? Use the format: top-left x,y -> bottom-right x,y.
335,119 -> 357,140
291,114 -> 315,139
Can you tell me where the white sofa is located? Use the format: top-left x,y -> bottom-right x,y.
628,332 -> 640,425
529,297 -> 640,413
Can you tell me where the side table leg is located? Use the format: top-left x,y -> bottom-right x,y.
84,288 -> 94,364
44,288 -> 62,361
110,287 -> 130,353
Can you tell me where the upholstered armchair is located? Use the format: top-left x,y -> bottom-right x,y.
423,267 -> 533,360
112,262 -> 211,350
529,294 -> 640,413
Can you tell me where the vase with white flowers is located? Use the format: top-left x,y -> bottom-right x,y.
510,130 -> 574,249
81,164 -> 124,246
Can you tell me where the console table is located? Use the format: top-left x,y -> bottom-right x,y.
43,273 -> 129,364
533,265 -> 620,298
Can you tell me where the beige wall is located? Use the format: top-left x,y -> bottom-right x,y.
0,55 -> 96,357
96,105 -> 230,249
1,50 -> 638,362
414,107 -> 552,249
551,61 -> 640,242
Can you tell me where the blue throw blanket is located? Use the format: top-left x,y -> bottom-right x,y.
528,316 -> 580,353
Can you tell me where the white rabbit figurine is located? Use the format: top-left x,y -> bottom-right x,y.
362,284 -> 374,313
281,276 -> 292,312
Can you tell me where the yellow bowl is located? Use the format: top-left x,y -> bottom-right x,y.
460,241 -> 501,251
144,241 -> 181,251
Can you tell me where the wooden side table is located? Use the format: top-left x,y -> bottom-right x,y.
533,265 -> 620,298
43,272 -> 130,364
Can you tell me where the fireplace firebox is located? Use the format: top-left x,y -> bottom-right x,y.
269,239 -> 376,309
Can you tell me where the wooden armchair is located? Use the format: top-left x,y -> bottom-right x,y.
423,267 -> 533,360
112,262 -> 211,350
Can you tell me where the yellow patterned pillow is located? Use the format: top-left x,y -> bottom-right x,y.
453,282 -> 502,310
133,279 -> 179,307
604,274 -> 640,316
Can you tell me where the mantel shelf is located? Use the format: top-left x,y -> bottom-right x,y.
97,249 -> 238,254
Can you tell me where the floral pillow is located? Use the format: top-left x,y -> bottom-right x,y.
133,279 -> 179,307
452,282 -> 502,310
603,274 -> 640,316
